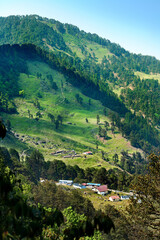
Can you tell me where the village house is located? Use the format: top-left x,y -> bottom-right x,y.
73,183 -> 86,189
96,185 -> 108,195
40,178 -> 54,184
133,196 -> 142,203
59,180 -> 73,186
40,178 -> 47,183
85,183 -> 101,189
121,195 -> 130,200
83,151 -> 93,155
86,183 -> 101,187
109,195 -> 120,202
51,150 -> 68,155
82,183 -> 87,186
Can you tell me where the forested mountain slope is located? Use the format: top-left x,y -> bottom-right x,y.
0,15 -> 160,154
0,44 -> 159,160
0,15 -> 160,126
0,44 -> 137,153
0,15 -> 159,69
1,15 -> 160,73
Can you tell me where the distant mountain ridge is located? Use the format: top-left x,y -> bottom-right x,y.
0,15 -> 160,67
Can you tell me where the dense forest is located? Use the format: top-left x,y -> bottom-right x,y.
120,79 -> 160,125
0,15 -> 70,52
0,52 -> 23,113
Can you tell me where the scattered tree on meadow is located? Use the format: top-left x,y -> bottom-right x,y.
48,113 -> 55,123
36,111 -> 42,119
111,125 -> 115,135
75,93 -> 83,105
57,114 -> 63,125
0,121 -> 6,139
104,120 -> 109,130
55,119 -> 60,129
113,153 -> 119,165
6,120 -> 11,132
33,98 -> 41,109
103,108 -> 107,116
96,114 -> 100,125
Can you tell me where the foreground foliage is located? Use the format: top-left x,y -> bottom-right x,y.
127,154 -> 160,239
0,156 -> 114,239
0,135 -> 160,239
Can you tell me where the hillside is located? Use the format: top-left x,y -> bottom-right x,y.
0,15 -> 159,160
0,44 -> 146,172
0,15 -> 160,127
0,15 -> 160,70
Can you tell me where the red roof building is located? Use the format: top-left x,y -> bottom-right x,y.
82,183 -> 87,186
109,195 -> 120,201
96,185 -> 108,195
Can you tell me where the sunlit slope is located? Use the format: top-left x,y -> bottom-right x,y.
1,59 -> 140,168
63,33 -> 112,63
135,71 -> 160,83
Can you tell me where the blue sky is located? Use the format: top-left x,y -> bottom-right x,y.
1,0 -> 160,59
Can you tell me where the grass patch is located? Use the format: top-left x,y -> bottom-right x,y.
135,71 -> 160,83
80,188 -> 130,211
86,42 -> 112,63
63,33 -> 112,63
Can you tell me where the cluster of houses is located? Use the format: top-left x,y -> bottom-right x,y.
109,195 -> 130,201
50,150 -> 93,159
58,180 -> 130,201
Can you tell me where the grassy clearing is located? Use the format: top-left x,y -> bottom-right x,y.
63,33 -> 86,59
135,71 -> 160,83
112,87 -> 122,96
60,186 -> 130,211
77,188 -> 130,211
86,42 -> 112,63
63,33 -> 112,63
19,74 -> 41,98
36,21 -> 112,64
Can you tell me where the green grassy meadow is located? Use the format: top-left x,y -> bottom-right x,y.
1,60 -> 141,169
135,71 -> 160,83
63,33 -> 112,63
